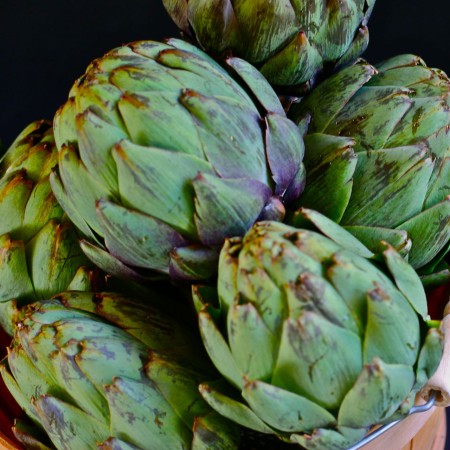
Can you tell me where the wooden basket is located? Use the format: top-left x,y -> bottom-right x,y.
361,405 -> 447,450
0,435 -> 19,450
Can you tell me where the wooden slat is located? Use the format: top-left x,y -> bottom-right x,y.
0,433 -> 19,450
429,408 -> 447,450
358,407 -> 447,450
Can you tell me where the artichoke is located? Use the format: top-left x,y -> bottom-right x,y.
289,55 -> 450,284
162,0 -> 375,91
0,121 -> 96,335
0,291 -> 239,450
194,209 -> 442,450
51,38 -> 306,282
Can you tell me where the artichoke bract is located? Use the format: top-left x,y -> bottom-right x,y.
162,0 -> 375,91
0,121 -> 96,335
0,291 -> 239,450
195,209 -> 442,450
51,38 -> 306,282
289,55 -> 450,284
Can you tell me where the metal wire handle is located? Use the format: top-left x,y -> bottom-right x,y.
347,392 -> 437,450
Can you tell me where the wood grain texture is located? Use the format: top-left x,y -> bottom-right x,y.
363,407 -> 446,450
0,433 -> 20,450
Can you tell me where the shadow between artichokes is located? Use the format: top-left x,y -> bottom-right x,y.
194,209 -> 443,450
50,38 -> 306,283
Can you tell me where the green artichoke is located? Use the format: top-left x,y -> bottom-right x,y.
0,121 -> 96,335
194,209 -> 442,450
289,55 -> 450,284
0,291 -> 239,450
162,0 -> 375,91
51,38 -> 306,282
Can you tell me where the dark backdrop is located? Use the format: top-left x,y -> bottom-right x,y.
0,0 -> 178,148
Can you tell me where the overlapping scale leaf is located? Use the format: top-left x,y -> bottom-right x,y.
197,213 -> 442,449
0,121 -> 96,335
162,0 -> 375,90
1,293 -> 239,449
290,56 -> 450,278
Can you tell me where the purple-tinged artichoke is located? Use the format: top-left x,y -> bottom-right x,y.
51,38 -> 306,282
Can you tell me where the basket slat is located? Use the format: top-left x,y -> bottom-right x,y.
361,407 -> 446,450
0,434 -> 20,450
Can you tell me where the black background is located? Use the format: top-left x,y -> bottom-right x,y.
1,0 -> 450,148
1,1 -> 450,448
